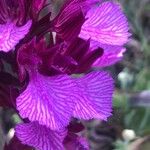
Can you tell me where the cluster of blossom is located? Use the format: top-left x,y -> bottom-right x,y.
0,0 -> 130,150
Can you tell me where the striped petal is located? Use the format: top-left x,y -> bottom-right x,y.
73,71 -> 114,121
0,20 -> 32,52
16,73 -> 76,130
91,42 -> 126,67
15,122 -> 67,150
79,1 -> 130,46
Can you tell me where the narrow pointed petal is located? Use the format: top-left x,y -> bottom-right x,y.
15,122 -> 67,150
79,2 -> 130,46
73,71 -> 114,121
75,47 -> 103,73
53,0 -> 99,41
0,20 -> 32,52
54,4 -> 85,41
16,73 -> 76,130
92,43 -> 126,67
31,0 -> 46,19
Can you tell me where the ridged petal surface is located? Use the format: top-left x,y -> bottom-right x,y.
16,73 -> 76,130
15,122 -> 67,150
0,20 -> 32,52
54,3 -> 85,41
79,2 -> 130,46
91,42 -> 126,67
17,71 -> 114,129
73,71 -> 114,120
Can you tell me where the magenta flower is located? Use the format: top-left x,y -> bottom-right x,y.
16,38 -> 114,130
0,0 -> 130,149
0,0 -> 46,52
79,1 -> 131,67
53,0 -> 130,67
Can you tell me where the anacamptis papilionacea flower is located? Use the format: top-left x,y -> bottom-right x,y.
0,0 -> 130,150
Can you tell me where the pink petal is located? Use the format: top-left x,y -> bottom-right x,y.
73,71 -> 114,121
79,1 -> 130,46
15,122 -> 67,150
91,42 -> 126,67
16,73 -> 76,130
0,20 -> 32,52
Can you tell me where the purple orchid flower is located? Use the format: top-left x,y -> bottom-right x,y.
54,0 -> 130,67
16,37 -> 114,130
0,0 -> 130,149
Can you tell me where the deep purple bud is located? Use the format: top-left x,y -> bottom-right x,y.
52,0 -> 98,41
4,136 -> 33,150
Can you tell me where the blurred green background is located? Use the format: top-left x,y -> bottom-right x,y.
112,0 -> 150,149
